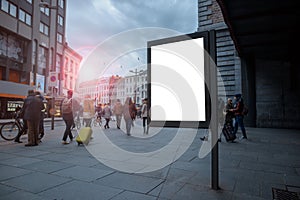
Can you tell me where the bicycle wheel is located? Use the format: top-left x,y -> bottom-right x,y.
0,122 -> 20,141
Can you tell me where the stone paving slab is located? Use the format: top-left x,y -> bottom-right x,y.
0,152 -> 17,161
0,165 -> 32,181
0,122 -> 299,199
0,184 -> 18,197
39,180 -> 122,200
94,172 -> 164,194
0,190 -> 53,200
52,165 -> 114,182
9,149 -> 51,158
0,157 -> 42,168
20,160 -> 74,174
111,190 -> 157,200
148,179 -> 186,199
1,172 -> 71,193
172,184 -> 233,200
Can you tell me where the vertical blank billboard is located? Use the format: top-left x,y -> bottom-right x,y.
148,32 -> 210,128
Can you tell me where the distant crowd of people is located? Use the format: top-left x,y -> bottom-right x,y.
10,89 -> 249,146
10,89 -> 149,146
60,90 -> 149,144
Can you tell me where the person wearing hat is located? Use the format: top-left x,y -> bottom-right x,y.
23,90 -> 45,146
230,94 -> 247,139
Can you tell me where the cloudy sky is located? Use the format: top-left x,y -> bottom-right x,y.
65,0 -> 198,80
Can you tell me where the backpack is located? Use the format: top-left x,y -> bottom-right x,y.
242,104 -> 249,116
62,98 -> 72,114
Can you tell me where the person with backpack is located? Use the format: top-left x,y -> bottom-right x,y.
61,90 -> 74,144
230,93 -> 248,140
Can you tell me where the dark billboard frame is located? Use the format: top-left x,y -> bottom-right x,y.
147,31 -> 212,129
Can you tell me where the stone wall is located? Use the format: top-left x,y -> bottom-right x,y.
198,0 -> 241,101
255,59 -> 300,128
198,0 -> 300,128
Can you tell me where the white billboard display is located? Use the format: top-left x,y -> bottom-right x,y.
148,32 -> 210,128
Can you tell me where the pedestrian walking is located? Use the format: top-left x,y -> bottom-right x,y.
23,90 -> 45,146
103,103 -> 112,129
224,98 -> 234,130
71,97 -> 81,129
122,97 -> 136,136
95,103 -> 103,126
61,90 -> 74,144
82,95 -> 94,127
141,98 -> 149,134
230,93 -> 248,139
221,98 -> 236,142
113,99 -> 123,129
35,91 -> 46,141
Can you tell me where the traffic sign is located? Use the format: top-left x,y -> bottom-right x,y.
49,72 -> 57,86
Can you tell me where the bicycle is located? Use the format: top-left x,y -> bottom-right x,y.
0,112 -> 25,141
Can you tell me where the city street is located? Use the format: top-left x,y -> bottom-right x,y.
0,118 -> 299,199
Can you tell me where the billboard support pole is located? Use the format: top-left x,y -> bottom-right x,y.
209,30 -> 219,190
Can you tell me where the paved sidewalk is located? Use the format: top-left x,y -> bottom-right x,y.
0,119 -> 299,199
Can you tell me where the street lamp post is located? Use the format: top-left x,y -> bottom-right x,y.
129,68 -> 144,104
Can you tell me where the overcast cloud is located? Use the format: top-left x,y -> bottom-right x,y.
66,0 -> 198,57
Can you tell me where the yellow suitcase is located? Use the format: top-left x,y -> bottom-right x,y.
76,127 -> 93,145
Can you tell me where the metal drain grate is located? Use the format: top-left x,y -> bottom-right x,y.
272,188 -> 300,200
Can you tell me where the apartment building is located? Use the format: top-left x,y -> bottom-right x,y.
0,0 -> 82,118
63,43 -> 82,96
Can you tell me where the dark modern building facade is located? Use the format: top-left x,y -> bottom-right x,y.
0,0 -> 66,118
198,0 -> 300,129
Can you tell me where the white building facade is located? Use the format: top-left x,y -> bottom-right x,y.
78,71 -> 147,106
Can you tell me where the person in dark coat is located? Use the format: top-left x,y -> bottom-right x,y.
103,103 -> 112,129
230,93 -> 247,139
35,91 -> 46,141
122,97 -> 136,136
113,100 -> 123,129
23,90 -> 45,146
